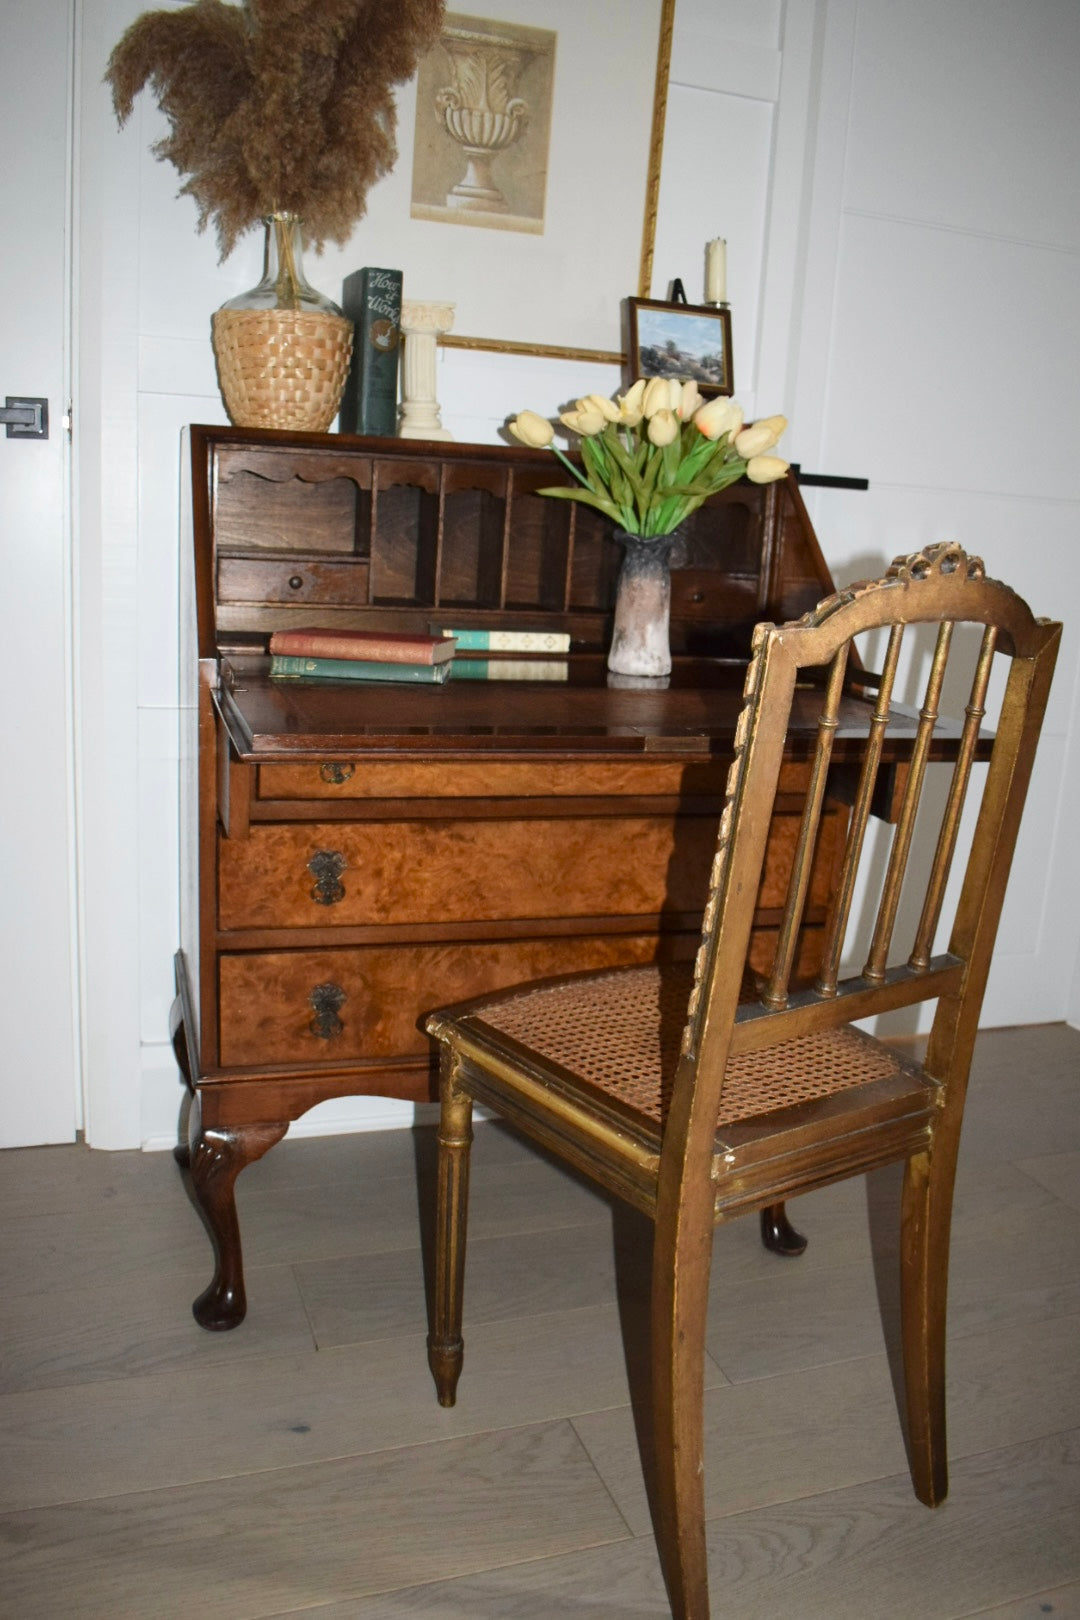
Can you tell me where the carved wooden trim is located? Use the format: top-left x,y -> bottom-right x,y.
681,619 -> 772,1057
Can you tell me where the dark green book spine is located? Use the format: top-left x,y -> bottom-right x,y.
338,267 -> 402,437
271,654 -> 450,684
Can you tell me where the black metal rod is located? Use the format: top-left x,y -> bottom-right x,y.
788,463 -> 869,491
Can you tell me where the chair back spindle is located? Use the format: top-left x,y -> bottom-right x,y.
908,625 -> 998,971
762,644 -> 850,1010
863,618 -> 955,981
816,621 -> 906,995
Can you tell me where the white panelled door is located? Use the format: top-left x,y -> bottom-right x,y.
0,0 -> 80,1144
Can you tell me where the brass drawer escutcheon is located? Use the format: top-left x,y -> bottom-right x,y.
308,982 -> 346,1039
308,849 -> 347,905
319,762 -> 356,785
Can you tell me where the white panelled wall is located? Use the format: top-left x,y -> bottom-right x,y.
72,0 -> 1079,1148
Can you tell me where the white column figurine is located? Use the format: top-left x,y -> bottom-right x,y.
705,238 -> 727,304
398,300 -> 455,440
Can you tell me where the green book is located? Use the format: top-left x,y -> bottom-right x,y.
271,654 -> 450,684
338,267 -> 402,437
431,626 -> 571,652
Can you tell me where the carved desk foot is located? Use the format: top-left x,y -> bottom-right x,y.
759,1201 -> 808,1257
177,1113 -> 288,1330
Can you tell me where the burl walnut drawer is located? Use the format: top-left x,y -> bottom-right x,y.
254,759 -> 815,802
217,935 -> 674,1067
217,810 -> 844,931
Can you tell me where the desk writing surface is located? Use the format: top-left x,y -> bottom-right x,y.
216,654 -> 975,763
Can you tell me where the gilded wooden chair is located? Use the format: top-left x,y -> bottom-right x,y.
423,545 -> 1060,1620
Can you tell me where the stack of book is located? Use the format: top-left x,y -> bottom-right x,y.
268,625 -> 575,685
431,626 -> 571,682
269,626 -> 456,684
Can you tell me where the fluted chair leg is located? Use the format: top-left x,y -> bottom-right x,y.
899,1146 -> 952,1506
650,1200 -> 714,1620
427,1054 -> 473,1408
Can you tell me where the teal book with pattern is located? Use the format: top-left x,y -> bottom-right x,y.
451,659 -> 568,681
431,626 -> 571,652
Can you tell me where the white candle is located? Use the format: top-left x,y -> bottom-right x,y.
705,238 -> 727,304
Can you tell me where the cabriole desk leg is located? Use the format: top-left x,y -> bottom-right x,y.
760,1201 -> 808,1257
175,1101 -> 288,1330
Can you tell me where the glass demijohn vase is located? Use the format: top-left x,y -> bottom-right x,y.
211,212 -> 354,433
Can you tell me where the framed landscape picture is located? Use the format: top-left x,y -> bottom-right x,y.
626,297 -> 734,397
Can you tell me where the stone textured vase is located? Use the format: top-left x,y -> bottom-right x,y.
607,529 -> 682,678
212,213 -> 353,432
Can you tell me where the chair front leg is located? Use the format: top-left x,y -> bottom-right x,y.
650,1189 -> 715,1620
427,1047 -> 474,1408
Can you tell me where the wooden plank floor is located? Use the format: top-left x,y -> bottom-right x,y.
1,1023 -> 1078,1618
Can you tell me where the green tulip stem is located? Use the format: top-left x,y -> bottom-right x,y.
550,445 -> 591,490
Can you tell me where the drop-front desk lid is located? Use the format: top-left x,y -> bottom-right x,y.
215,653 -> 982,764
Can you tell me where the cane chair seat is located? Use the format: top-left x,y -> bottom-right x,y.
456,961 -> 928,1126
422,544 -> 1061,1620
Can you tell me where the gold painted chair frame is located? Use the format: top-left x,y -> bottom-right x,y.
424,545 -> 1060,1620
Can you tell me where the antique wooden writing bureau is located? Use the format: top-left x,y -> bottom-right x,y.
175,424 -> 949,1330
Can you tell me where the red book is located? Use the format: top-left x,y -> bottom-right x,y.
268,626 -> 457,666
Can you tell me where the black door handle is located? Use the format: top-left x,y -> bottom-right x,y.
2,397 -> 48,439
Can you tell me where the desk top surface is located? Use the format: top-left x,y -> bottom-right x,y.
217,654 -> 975,763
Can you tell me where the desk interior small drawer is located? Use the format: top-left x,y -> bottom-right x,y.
670,570 -> 759,621
217,936 -> 669,1067
218,554 -> 371,606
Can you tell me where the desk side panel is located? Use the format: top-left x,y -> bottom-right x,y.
177,431 -> 202,1064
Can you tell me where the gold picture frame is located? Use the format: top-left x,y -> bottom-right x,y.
356,0 -> 676,364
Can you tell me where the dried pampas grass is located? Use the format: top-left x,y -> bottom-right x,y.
106,0 -> 445,258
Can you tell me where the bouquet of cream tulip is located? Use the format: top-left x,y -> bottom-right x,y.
508,378 -> 788,540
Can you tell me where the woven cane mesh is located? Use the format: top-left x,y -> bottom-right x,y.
473,965 -> 906,1127
212,307 -> 353,432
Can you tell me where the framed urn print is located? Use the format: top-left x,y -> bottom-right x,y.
410,17 -> 556,236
